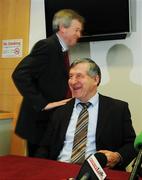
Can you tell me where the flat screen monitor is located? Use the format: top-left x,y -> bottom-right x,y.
44,0 -> 131,42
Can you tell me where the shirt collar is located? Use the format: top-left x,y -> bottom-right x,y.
56,33 -> 68,52
75,92 -> 99,108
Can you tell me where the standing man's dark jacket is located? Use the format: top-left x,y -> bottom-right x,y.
38,94 -> 136,170
12,34 -> 69,144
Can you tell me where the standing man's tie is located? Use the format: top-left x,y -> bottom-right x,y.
71,102 -> 91,164
63,51 -> 72,98
63,51 -> 70,70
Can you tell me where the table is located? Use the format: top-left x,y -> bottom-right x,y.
0,155 -> 141,180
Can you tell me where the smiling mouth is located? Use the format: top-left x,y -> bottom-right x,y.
72,85 -> 81,89
72,87 -> 82,92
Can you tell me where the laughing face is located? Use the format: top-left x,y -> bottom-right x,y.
68,62 -> 99,102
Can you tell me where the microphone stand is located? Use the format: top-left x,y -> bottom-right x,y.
129,149 -> 142,180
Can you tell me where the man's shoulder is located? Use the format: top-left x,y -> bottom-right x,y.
33,34 -> 59,49
56,98 -> 75,111
99,94 -> 128,106
50,99 -> 75,124
30,34 -> 61,56
52,99 -> 75,115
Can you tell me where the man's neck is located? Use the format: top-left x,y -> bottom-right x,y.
56,32 -> 68,52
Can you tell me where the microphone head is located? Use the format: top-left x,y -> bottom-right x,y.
94,152 -> 107,168
134,131 -> 142,151
76,152 -> 107,180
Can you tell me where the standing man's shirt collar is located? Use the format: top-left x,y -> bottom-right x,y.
56,33 -> 68,52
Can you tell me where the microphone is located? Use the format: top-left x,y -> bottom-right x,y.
76,152 -> 107,180
129,131 -> 142,180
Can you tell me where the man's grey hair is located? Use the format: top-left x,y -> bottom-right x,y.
52,9 -> 84,32
70,58 -> 101,86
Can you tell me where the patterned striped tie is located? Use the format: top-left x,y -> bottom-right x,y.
71,102 -> 90,164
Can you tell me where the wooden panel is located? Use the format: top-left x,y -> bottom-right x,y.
0,95 -> 22,113
0,0 -> 31,155
0,69 -> 20,95
0,0 -> 30,57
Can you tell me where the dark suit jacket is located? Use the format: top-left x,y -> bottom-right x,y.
12,34 -> 69,144
39,94 -> 136,169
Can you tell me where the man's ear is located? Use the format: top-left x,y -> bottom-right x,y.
93,75 -> 100,86
59,24 -> 66,33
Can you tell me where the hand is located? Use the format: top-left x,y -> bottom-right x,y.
44,98 -> 72,110
98,150 -> 121,168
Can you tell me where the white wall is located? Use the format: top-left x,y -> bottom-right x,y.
30,0 -> 142,134
29,0 -> 46,50
90,0 -> 142,134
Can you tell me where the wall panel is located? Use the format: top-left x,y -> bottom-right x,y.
0,0 -> 31,155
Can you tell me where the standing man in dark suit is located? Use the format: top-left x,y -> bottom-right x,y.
37,58 -> 136,170
12,9 -> 84,157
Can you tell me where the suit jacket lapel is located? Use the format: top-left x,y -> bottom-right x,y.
53,34 -> 68,75
60,99 -> 75,140
96,94 -> 109,143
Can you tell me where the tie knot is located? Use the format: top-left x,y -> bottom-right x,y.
79,102 -> 91,109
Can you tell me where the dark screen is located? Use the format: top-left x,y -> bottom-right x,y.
44,0 -> 130,41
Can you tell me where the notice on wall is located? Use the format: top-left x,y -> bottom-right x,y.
2,39 -> 23,58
